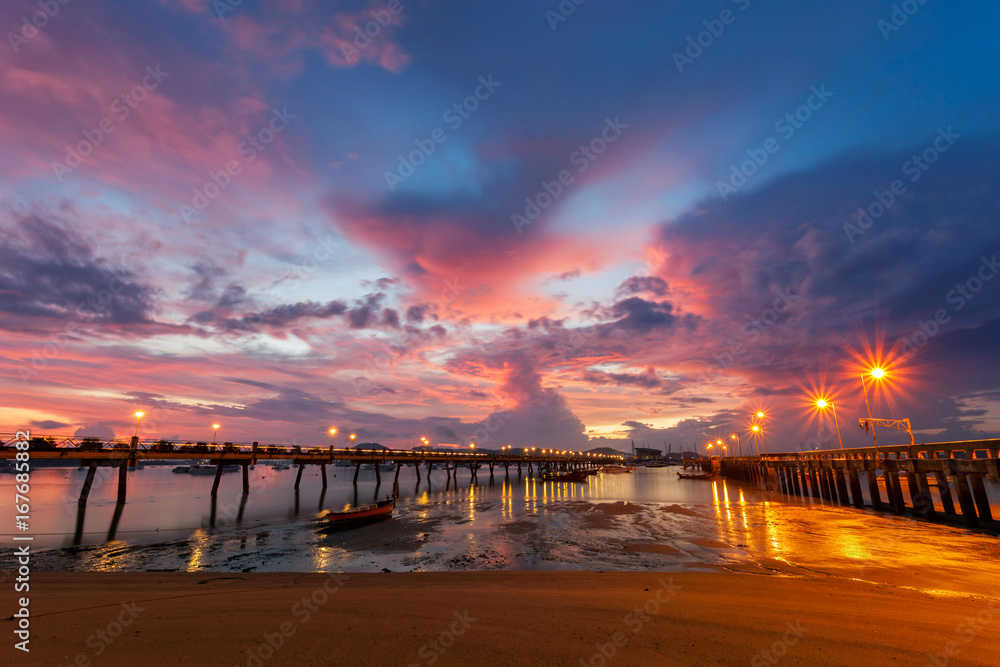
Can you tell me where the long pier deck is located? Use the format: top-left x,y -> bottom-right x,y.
1,434 -> 616,505
719,439 -> 1000,529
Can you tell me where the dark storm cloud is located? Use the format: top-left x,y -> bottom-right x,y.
0,213 -> 158,329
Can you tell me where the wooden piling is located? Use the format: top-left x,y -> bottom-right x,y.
834,468 -> 850,506
866,466 -> 883,511
353,461 -> 361,485
211,463 -> 224,497
78,464 -> 98,506
321,463 -> 328,489
393,463 -> 401,483
375,463 -> 381,486
933,470 -> 956,516
969,474 -> 993,522
950,464 -> 979,528
116,462 -> 128,504
847,468 -> 865,509
242,463 -> 250,494
295,464 -> 305,490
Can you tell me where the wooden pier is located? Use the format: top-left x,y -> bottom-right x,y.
1,435 -> 614,506
720,439 -> 1000,529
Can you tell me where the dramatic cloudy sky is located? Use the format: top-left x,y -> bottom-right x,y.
2,0 -> 999,451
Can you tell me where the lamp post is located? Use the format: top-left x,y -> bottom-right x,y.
860,368 -> 884,447
751,424 -> 762,455
814,399 -> 844,449
133,411 -> 144,438
731,432 -> 742,457
212,423 -> 220,444
329,428 -> 337,446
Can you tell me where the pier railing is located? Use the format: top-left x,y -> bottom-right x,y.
0,433 -> 614,505
720,438 -> 999,529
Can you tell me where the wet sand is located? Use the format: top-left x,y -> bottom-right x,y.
10,571 -> 1000,666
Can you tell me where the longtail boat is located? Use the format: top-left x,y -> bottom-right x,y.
540,470 -> 588,482
677,472 -> 714,480
324,497 -> 395,526
601,466 -> 636,474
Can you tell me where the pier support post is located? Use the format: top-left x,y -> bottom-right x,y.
847,468 -> 865,509
211,463 -> 224,497
353,462 -> 361,485
834,469 -> 850,506
78,464 -> 98,506
375,464 -> 381,486
913,472 -> 934,517
242,463 -> 250,495
790,465 -> 801,495
866,466 -> 883,511
969,474 -> 993,522
295,464 -> 305,490
883,463 -> 906,515
116,462 -> 128,504
394,463 -> 401,483
950,465 -> 979,527
934,470 -> 956,516
321,463 -> 328,489
415,462 -> 422,482
809,467 -> 821,499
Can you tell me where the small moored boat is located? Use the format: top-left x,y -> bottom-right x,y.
601,466 -> 636,474
540,470 -> 588,482
323,497 -> 395,527
677,472 -> 714,480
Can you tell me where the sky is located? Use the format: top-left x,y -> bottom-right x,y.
2,0 -> 999,452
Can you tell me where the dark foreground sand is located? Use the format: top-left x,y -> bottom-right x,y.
6,571 -> 1000,666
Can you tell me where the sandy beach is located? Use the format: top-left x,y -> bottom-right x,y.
7,571 -> 999,666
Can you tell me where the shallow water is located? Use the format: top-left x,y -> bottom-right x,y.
2,465 -> 997,596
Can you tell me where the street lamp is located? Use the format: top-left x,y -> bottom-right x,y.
133,411 -> 144,437
731,432 -> 742,456
814,399 -> 844,449
212,423 -> 220,444
860,367 -> 885,447
751,424 -> 762,455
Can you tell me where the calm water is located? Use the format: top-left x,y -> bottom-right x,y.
2,464 -> 998,594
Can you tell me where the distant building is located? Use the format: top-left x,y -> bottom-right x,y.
634,447 -> 662,460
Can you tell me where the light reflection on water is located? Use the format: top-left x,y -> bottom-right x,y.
1,465 -> 997,594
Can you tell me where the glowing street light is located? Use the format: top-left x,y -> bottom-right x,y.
212,423 -> 221,444
133,411 -> 144,437
860,367 -> 886,447
756,411 -> 765,419
814,399 -> 844,449
750,424 -> 762,455
730,432 -> 742,457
